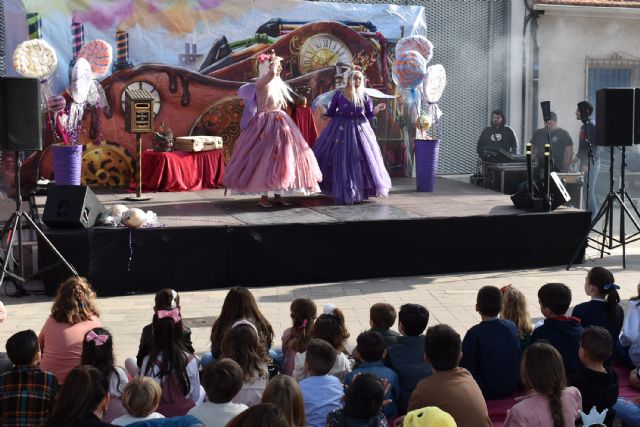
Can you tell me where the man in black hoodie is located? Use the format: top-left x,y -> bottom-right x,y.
476,109 -> 519,160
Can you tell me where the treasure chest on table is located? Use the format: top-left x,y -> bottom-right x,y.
174,136 -> 223,152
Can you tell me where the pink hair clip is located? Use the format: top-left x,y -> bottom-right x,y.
86,330 -> 109,346
258,53 -> 271,63
298,318 -> 308,330
157,307 -> 181,323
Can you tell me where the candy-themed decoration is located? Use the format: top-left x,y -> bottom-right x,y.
395,35 -> 433,65
12,39 -> 58,79
78,39 -> 113,78
26,12 -> 42,40
112,30 -> 134,72
391,50 -> 427,90
423,64 -> 447,104
70,57 -> 92,103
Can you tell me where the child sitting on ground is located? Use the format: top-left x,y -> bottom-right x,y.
293,304 -> 353,381
187,358 -> 248,427
369,303 -> 401,348
128,288 -> 194,376
345,331 -> 399,418
327,373 -> 389,427
621,282 -> 640,369
0,330 -> 58,426
112,377 -> 165,425
140,307 -> 202,417
500,285 -> 533,351
81,327 -> 129,422
282,298 -> 317,376
221,320 -> 269,406
505,342 -> 582,427
572,267 -> 624,366
408,324 -> 491,426
531,282 -> 584,377
298,338 -> 344,427
569,326 -> 618,426
386,303 -> 431,414
461,285 -> 521,399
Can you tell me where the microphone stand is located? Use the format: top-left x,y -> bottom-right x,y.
581,119 -> 595,211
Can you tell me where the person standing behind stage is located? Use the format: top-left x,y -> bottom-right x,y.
476,109 -> 519,160
531,111 -> 574,178
223,51 -> 322,208
572,101 -> 599,216
313,66 -> 391,205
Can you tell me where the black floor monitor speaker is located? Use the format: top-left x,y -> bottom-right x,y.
0,77 -> 43,151
596,88 -> 640,147
42,185 -> 107,229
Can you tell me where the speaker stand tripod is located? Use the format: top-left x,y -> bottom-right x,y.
1,152 -> 78,296
567,146 -> 640,269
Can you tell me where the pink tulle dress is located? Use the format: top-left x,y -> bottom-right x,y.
223,64 -> 322,195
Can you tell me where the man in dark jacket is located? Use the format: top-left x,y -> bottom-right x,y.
476,109 -> 519,160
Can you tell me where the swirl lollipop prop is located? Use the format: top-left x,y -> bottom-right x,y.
395,35 -> 434,65
421,64 -> 447,139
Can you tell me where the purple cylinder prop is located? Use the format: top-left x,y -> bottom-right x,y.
51,144 -> 82,185
415,139 -> 440,192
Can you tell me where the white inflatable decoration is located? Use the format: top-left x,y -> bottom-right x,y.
66,58 -> 93,136
123,208 -> 146,228
12,39 -> 57,79
423,64 -> 447,104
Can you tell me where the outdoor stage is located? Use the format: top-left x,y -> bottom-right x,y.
36,177 -> 591,296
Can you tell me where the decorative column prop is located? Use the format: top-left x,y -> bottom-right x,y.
414,138 -> 440,192
124,88 -> 154,201
51,144 -> 82,185
112,30 -> 133,72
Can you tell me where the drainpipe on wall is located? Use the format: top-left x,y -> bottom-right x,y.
520,0 -> 542,149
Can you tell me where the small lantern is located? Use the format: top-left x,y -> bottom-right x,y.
124,88 -> 154,133
153,121 -> 174,152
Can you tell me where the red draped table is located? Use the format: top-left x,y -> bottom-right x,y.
138,149 -> 225,192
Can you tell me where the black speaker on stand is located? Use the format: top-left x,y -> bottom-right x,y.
568,88 -> 640,269
0,77 -> 78,296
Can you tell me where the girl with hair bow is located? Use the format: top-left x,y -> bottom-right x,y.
81,327 -> 129,422
572,266 -> 627,366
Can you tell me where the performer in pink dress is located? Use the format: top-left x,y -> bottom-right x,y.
223,52 -> 322,208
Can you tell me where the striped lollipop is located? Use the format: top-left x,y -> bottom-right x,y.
78,39 -> 113,78
391,50 -> 427,90
395,36 -> 433,65
47,95 -> 67,113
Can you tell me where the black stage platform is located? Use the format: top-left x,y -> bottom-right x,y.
36,177 -> 591,296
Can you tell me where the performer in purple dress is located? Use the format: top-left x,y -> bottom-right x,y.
313,66 -> 391,205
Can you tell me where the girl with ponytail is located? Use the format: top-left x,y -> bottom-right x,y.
292,303 -> 353,381
505,342 -> 582,427
572,266 -> 625,364
281,298 -> 317,375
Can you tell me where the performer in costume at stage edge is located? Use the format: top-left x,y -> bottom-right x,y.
223,51 -> 322,208
313,66 -> 392,205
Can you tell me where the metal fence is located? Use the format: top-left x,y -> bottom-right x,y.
314,0 -> 511,174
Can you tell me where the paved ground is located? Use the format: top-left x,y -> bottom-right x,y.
2,178 -> 640,365
2,240 -> 640,366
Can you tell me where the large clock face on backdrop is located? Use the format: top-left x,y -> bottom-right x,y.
299,33 -> 353,74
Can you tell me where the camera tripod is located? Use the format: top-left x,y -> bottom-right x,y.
0,152 -> 78,296
567,145 -> 640,269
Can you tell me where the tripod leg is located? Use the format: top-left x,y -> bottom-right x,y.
20,213 -> 78,276
0,213 -> 26,291
567,197 -> 611,269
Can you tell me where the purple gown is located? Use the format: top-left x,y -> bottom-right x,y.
313,91 -> 391,205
